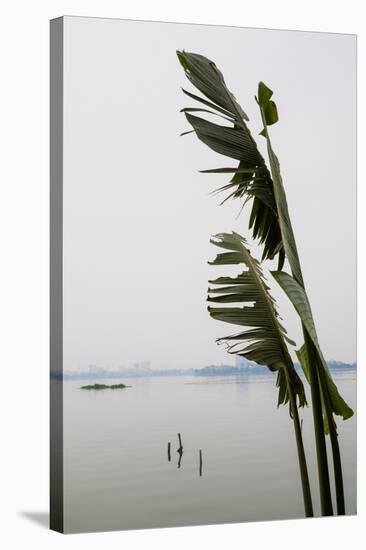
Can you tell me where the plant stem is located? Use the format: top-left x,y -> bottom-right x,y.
259,106 -> 332,516
283,367 -> 313,517
303,330 -> 333,515
317,366 -> 346,515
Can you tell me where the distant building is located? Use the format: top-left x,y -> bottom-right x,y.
194,364 -> 238,376
128,361 -> 152,376
235,356 -> 251,368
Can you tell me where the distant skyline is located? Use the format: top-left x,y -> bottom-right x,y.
63,18 -> 356,371
59,357 -> 356,382
64,356 -> 357,376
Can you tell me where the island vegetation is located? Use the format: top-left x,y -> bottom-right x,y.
80,383 -> 130,390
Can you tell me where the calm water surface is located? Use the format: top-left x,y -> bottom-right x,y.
63,372 -> 356,533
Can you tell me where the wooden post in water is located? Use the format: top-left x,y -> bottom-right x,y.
167,442 -> 171,462
199,449 -> 203,477
177,433 -> 183,469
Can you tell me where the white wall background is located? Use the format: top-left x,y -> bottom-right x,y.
0,1 -> 364,550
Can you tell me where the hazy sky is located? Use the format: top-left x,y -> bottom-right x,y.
62,17 -> 356,370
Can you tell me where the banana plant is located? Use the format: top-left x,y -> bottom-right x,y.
177,50 -> 353,516
208,231 -> 313,516
256,83 -> 353,516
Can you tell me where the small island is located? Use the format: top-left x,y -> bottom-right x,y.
80,383 -> 130,390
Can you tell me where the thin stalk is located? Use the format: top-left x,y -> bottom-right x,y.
317,366 -> 346,515
303,330 -> 333,515
258,104 -> 334,516
283,367 -> 313,517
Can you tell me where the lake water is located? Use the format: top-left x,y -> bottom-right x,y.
63,372 -> 356,533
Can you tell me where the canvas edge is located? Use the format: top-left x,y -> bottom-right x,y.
50,15 -> 64,534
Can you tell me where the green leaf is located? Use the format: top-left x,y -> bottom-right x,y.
185,112 -> 261,162
177,51 -> 249,121
177,51 -> 285,265
272,270 -> 354,422
258,82 -> 273,105
265,100 -> 279,126
257,82 -> 279,135
208,232 -> 306,407
181,88 -> 235,119
296,344 -> 310,381
180,107 -> 235,124
258,93 -> 303,283
199,167 -> 258,174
